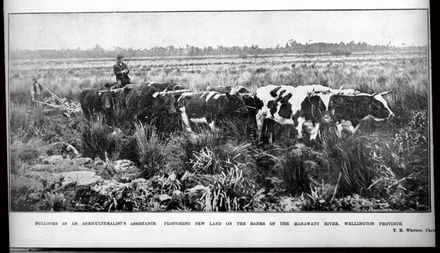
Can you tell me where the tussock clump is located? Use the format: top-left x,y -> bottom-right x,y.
323,137 -> 378,196
387,110 -> 429,209
10,104 -> 46,140
10,103 -> 32,133
134,123 -> 184,178
189,141 -> 255,176
184,165 -> 261,212
277,145 -> 330,193
10,138 -> 49,174
279,148 -> 312,194
81,117 -> 120,160
220,117 -> 257,143
179,130 -> 222,168
181,133 -> 262,211
134,123 -> 167,178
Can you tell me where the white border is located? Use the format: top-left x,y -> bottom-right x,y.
4,0 -> 430,13
10,213 -> 436,248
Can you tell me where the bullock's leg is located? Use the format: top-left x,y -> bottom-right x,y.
347,121 -> 361,135
295,117 -> 306,138
179,107 -> 193,132
336,120 -> 361,138
267,120 -> 275,144
335,122 -> 343,138
208,121 -> 218,132
255,111 -> 266,142
83,109 -> 90,120
205,115 -> 218,132
309,123 -> 321,140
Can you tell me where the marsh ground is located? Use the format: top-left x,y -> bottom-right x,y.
8,52 -> 431,212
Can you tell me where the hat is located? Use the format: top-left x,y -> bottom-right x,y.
32,75 -> 40,82
116,54 -> 123,59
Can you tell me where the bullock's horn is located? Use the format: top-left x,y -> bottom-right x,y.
380,90 -> 391,96
230,87 -> 240,95
337,85 -> 345,93
370,92 -> 378,96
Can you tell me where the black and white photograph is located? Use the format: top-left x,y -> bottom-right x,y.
6,0 -> 434,248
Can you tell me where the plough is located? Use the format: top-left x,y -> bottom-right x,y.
32,80 -> 81,118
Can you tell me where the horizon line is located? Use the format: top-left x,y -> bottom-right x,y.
10,42 -> 429,52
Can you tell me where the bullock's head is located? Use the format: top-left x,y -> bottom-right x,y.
152,92 -> 177,114
241,94 -> 263,115
97,90 -> 113,110
302,94 -> 330,123
230,86 -> 250,95
225,92 -> 248,114
307,88 -> 333,123
369,91 -> 394,120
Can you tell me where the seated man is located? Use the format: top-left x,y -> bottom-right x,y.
113,54 -> 131,87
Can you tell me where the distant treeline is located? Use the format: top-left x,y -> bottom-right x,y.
10,40 -> 427,60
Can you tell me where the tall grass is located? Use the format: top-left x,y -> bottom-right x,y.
10,138 -> 48,174
10,53 -> 428,116
134,123 -> 184,178
81,116 -> 119,160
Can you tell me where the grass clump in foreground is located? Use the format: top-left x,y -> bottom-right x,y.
134,123 -> 184,178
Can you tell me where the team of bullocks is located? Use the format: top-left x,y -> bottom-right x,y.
79,54 -> 395,142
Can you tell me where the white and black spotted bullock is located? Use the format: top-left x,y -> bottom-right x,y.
177,90 -> 248,132
255,85 -> 335,142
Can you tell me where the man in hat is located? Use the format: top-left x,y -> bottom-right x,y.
31,76 -> 44,102
113,54 -> 131,87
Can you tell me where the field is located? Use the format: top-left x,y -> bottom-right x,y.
8,52 -> 431,212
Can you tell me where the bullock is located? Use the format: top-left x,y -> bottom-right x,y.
255,85 -> 335,143
146,82 -> 191,122
125,85 -> 177,123
328,91 -> 394,137
177,90 -> 248,132
79,88 -> 113,120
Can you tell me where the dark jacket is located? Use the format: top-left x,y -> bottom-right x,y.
113,62 -> 131,86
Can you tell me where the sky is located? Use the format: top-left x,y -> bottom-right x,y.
9,10 -> 429,50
